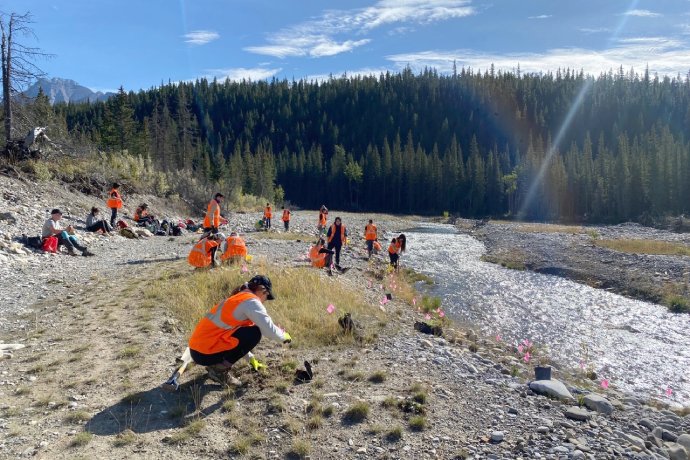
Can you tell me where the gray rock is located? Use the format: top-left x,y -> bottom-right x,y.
564,406 -> 592,422
0,212 -> 17,223
621,433 -> 646,449
668,443 -> 689,460
572,450 -> 586,460
583,393 -> 614,415
529,379 -> 575,401
678,434 -> 690,453
663,430 -> 680,442
654,427 -> 664,439
536,426 -> 550,434
640,418 -> 657,430
490,431 -> 504,443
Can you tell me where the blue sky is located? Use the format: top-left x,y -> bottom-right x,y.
3,0 -> 690,92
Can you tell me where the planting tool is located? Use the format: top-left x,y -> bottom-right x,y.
161,347 -> 193,392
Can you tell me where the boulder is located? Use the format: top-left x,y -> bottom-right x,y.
668,443 -> 689,460
678,434 -> 690,453
529,379 -> 575,401
583,393 -> 614,415
564,406 -> 592,422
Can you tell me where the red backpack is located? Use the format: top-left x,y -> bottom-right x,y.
41,236 -> 58,253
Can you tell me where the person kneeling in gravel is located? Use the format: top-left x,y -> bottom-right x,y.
188,275 -> 291,385
85,207 -> 113,234
42,209 -> 95,256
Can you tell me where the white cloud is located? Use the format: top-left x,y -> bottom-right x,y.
245,0 -> 475,58
183,30 -> 220,45
204,67 -> 281,81
302,67 -> 390,82
528,15 -> 552,20
680,24 -> 690,35
622,9 -> 661,18
386,37 -> 690,77
579,27 -> 612,34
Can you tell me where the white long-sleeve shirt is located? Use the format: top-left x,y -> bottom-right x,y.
231,295 -> 287,362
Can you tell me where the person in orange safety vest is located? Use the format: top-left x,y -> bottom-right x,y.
188,233 -> 222,268
220,232 -> 248,263
281,206 -> 291,232
203,193 -> 224,233
388,237 -> 400,270
188,275 -> 292,385
317,205 -> 328,235
309,238 -> 333,271
263,203 -> 272,230
364,219 -> 378,260
106,182 -> 123,227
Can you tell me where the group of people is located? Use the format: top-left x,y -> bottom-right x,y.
261,202 -> 291,231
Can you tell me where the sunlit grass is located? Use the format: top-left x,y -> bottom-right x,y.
594,239 -> 690,257
149,259 -> 385,347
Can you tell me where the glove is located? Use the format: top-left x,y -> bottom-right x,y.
249,356 -> 267,372
283,332 -> 292,344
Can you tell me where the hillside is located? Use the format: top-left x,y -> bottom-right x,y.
1,173 -> 690,459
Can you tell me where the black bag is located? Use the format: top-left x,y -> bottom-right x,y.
414,321 -> 443,337
171,226 -> 182,236
24,235 -> 43,249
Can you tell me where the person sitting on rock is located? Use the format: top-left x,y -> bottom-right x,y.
188,233 -> 222,269
133,203 -> 155,226
85,207 -> 113,234
309,238 -> 333,271
42,208 -> 95,257
220,232 -> 248,264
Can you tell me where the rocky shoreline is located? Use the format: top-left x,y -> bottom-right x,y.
455,218 -> 690,309
1,175 -> 690,459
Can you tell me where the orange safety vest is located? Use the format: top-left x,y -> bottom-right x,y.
134,207 -> 149,222
327,223 -> 346,244
388,242 -> 398,254
188,291 -> 257,354
203,199 -> 221,228
309,245 -> 327,268
188,238 -> 219,268
264,206 -> 272,219
318,211 -> 327,226
106,189 -> 122,209
281,209 -> 290,222
364,224 -> 377,241
373,241 -> 382,252
220,236 -> 247,261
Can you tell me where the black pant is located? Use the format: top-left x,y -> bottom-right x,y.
57,233 -> 86,252
366,240 -> 374,258
86,220 -> 112,233
110,208 -> 118,226
190,326 -> 262,366
283,220 -> 289,231
264,218 -> 271,229
328,242 -> 342,265
389,252 -> 399,268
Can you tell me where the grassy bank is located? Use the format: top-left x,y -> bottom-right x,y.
146,258 -> 387,347
593,238 -> 690,257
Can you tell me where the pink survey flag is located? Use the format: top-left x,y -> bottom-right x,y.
495,334 -> 502,342
241,264 -> 249,273
438,310 -> 445,318
665,387 -> 673,397
326,304 -> 335,314
523,352 -> 531,363
600,379 -> 609,390
412,297 -> 417,306
424,313 -> 431,320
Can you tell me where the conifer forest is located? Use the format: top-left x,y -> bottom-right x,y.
51,67 -> 690,222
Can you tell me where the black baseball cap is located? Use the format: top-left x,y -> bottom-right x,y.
50,208 -> 62,215
248,275 -> 275,300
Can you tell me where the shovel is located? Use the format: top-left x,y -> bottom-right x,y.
161,347 -> 193,392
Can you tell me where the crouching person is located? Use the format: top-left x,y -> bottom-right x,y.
220,232 -> 248,264
85,207 -> 113,234
188,233 -> 222,269
188,275 -> 291,385
309,238 -> 333,271
42,209 -> 95,256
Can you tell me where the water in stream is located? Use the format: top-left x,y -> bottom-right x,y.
403,223 -> 690,405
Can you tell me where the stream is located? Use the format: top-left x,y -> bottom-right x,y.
403,223 -> 690,405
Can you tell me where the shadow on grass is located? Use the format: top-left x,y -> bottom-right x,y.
86,373 -> 246,435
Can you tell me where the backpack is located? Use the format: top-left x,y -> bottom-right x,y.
41,236 -> 58,253
160,220 -> 170,235
117,220 -> 129,229
171,225 -> 183,236
24,235 -> 43,249
120,227 -> 137,239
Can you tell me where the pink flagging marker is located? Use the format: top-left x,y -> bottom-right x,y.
601,379 -> 610,390
523,352 -> 531,363
241,264 -> 249,273
326,304 -> 335,314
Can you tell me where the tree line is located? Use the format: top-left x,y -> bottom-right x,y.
36,66 -> 690,222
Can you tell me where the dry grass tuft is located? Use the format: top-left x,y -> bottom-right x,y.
150,260 -> 384,347
594,239 -> 690,256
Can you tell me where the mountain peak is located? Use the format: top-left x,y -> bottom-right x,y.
24,78 -> 115,104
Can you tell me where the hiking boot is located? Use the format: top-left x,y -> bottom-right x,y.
206,365 -> 241,386
82,249 -> 95,257
67,248 -> 79,256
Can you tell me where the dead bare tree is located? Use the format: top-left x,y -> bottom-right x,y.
0,11 -> 51,147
